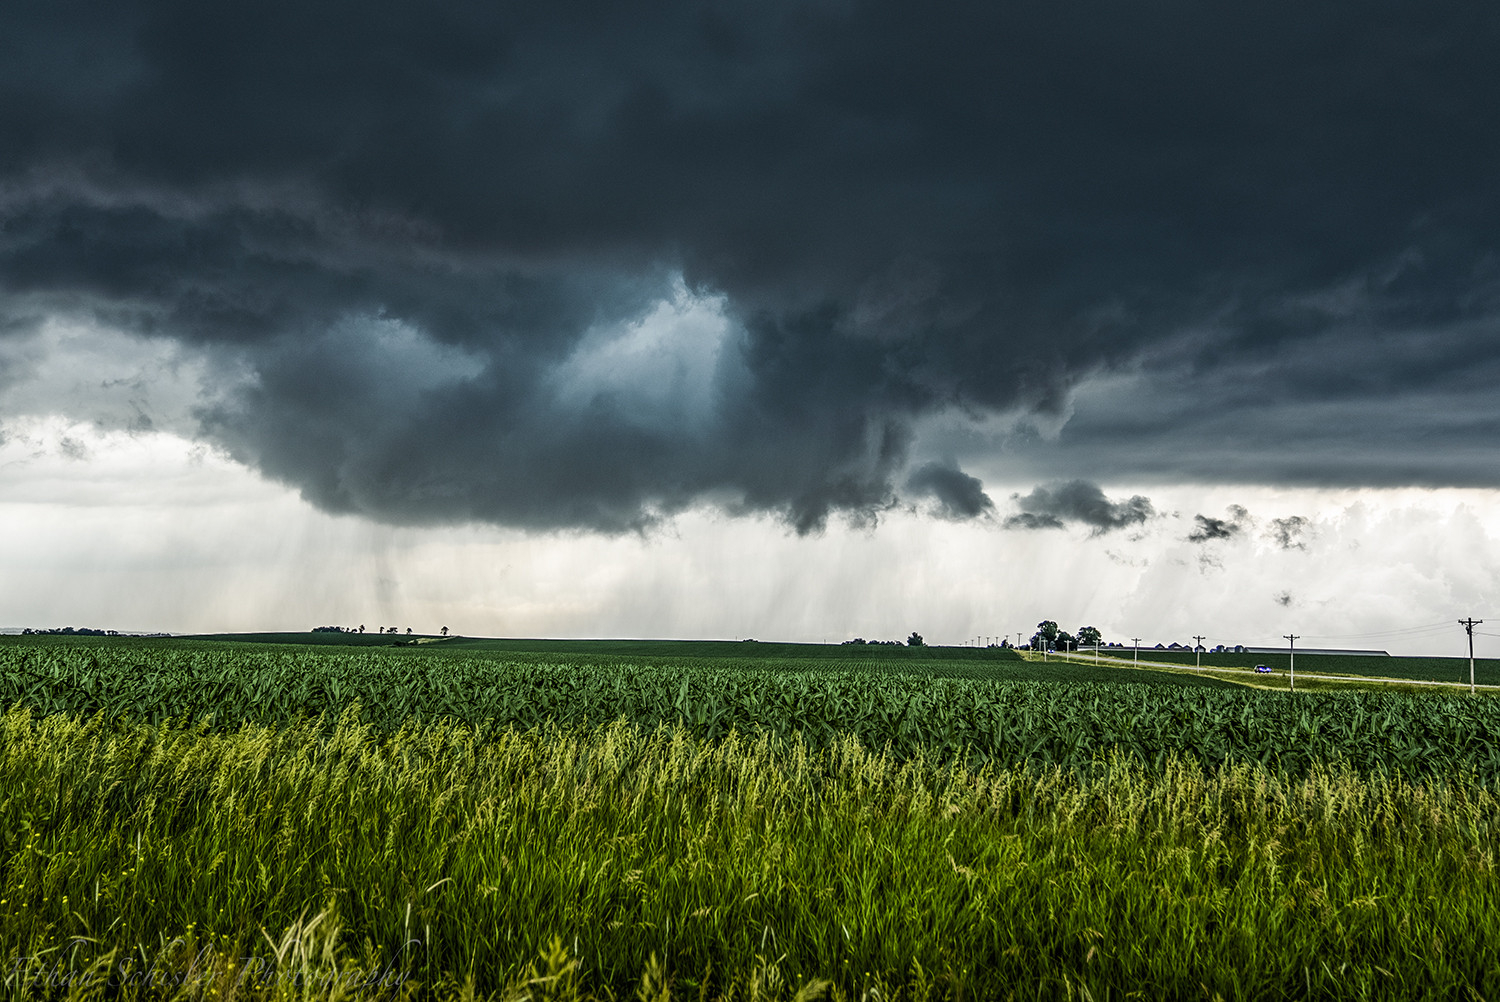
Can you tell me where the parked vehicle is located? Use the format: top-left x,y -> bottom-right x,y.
1254,664 -> 1272,673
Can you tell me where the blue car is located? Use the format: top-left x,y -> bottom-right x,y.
1254,665 -> 1272,673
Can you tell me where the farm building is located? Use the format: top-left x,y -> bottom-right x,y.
1243,647 -> 1390,656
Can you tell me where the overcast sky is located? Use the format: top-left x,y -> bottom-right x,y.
4,1 -> 1500,655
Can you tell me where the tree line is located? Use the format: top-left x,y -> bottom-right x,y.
1029,621 -> 1102,652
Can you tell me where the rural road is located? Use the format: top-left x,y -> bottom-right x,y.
1043,652 -> 1500,692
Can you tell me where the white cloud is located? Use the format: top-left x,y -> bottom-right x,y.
3,420 -> 1499,658
0,318 -> 217,435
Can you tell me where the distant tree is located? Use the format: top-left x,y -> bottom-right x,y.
1030,620 -> 1059,650
907,632 -> 925,647
405,627 -> 412,635
440,626 -> 449,637
1055,630 -> 1077,652
1078,626 -> 1102,648
359,625 -> 365,633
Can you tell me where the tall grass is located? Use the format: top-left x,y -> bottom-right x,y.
2,707 -> 1498,999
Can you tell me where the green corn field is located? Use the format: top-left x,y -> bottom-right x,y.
1,636 -> 1498,999
2,641 -> 1498,778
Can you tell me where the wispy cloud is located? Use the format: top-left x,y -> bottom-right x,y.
1188,505 -> 1250,543
1268,515 -> 1311,550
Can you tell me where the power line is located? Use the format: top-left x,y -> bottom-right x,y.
1295,622 -> 1455,641
1231,623 -> 1455,650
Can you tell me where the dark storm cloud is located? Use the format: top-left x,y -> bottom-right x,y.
1187,505 -> 1250,543
5,1 -> 1500,531
1005,481 -> 1154,534
905,461 -> 994,520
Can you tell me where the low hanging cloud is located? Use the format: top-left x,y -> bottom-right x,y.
1187,505 -> 1251,543
905,462 -> 995,521
1005,481 -> 1155,534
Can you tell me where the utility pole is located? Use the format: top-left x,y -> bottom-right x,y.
1284,634 -> 1299,692
1132,638 -> 1142,665
1460,618 -> 1483,696
1193,635 -> 1206,670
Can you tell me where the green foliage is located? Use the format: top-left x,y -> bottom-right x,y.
1,642 -> 1498,780
1030,620 -> 1059,650
2,711 -> 1499,1000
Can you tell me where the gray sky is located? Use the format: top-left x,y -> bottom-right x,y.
4,1 -> 1500,652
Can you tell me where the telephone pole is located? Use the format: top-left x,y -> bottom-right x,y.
1132,638 -> 1142,665
1193,635 -> 1206,670
1284,634 -> 1299,691
1460,618 -> 1483,696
